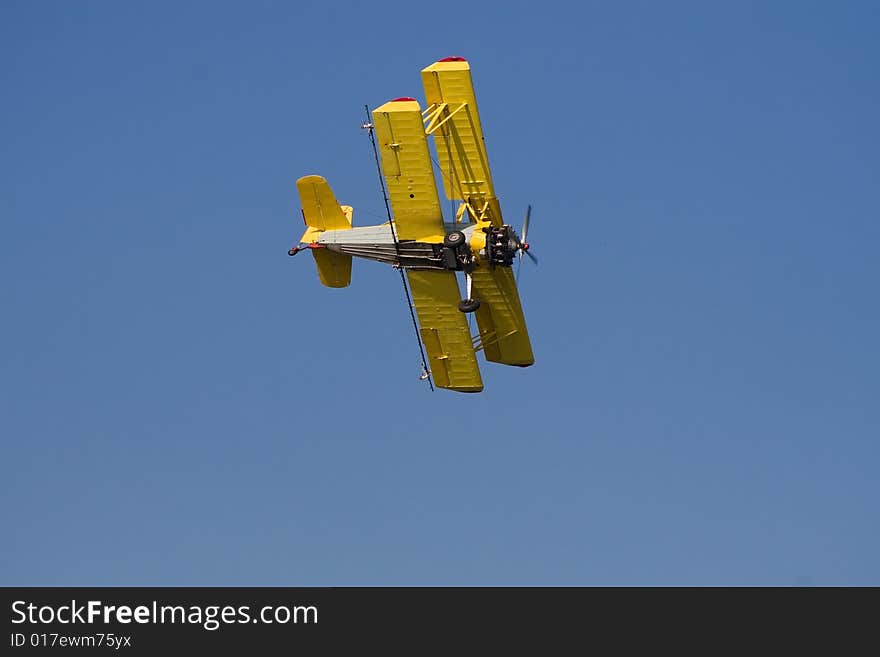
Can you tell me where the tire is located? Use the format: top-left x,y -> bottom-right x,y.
444,231 -> 465,248
458,298 -> 481,313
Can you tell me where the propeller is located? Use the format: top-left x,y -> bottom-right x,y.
515,205 -> 537,281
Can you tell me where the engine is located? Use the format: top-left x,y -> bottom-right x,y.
484,225 -> 518,267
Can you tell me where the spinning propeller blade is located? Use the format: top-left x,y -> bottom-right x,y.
515,205 -> 536,282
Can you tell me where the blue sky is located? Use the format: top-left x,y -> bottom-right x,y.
2,1 -> 877,585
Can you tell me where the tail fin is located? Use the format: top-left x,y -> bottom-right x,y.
296,175 -> 353,288
297,175 -> 352,233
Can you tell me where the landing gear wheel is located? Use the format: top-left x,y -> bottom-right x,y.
458,298 -> 481,313
444,231 -> 466,248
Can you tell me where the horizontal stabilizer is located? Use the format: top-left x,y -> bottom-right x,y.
296,175 -> 353,288
312,249 -> 351,288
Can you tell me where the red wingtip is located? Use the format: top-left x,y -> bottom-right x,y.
439,56 -> 467,62
391,96 -> 417,102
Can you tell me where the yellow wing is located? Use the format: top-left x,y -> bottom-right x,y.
421,58 -> 499,226
371,99 -> 445,242
471,265 -> 534,366
406,270 -> 483,392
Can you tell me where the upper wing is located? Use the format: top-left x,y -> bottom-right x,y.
406,269 -> 483,392
471,265 -> 534,366
371,99 -> 445,242
421,58 -> 499,224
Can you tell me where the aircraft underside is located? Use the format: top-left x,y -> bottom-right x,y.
316,222 -> 472,270
313,222 -> 522,272
290,56 -> 536,392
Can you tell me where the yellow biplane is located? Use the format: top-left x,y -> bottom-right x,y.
289,56 -> 535,392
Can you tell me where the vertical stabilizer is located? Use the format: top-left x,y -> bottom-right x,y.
296,175 -> 353,288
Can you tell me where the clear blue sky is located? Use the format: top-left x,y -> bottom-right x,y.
2,1 -> 877,585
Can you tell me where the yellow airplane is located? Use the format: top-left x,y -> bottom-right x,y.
289,56 -> 535,392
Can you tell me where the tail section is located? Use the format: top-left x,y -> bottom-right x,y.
311,248 -> 352,288
296,175 -> 353,288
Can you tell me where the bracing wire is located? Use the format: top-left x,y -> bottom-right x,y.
363,105 -> 434,391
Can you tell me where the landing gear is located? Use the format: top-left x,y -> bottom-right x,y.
444,230 -> 466,248
442,230 -> 481,312
458,270 -> 480,313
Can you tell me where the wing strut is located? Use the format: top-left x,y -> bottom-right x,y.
362,105 -> 434,391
